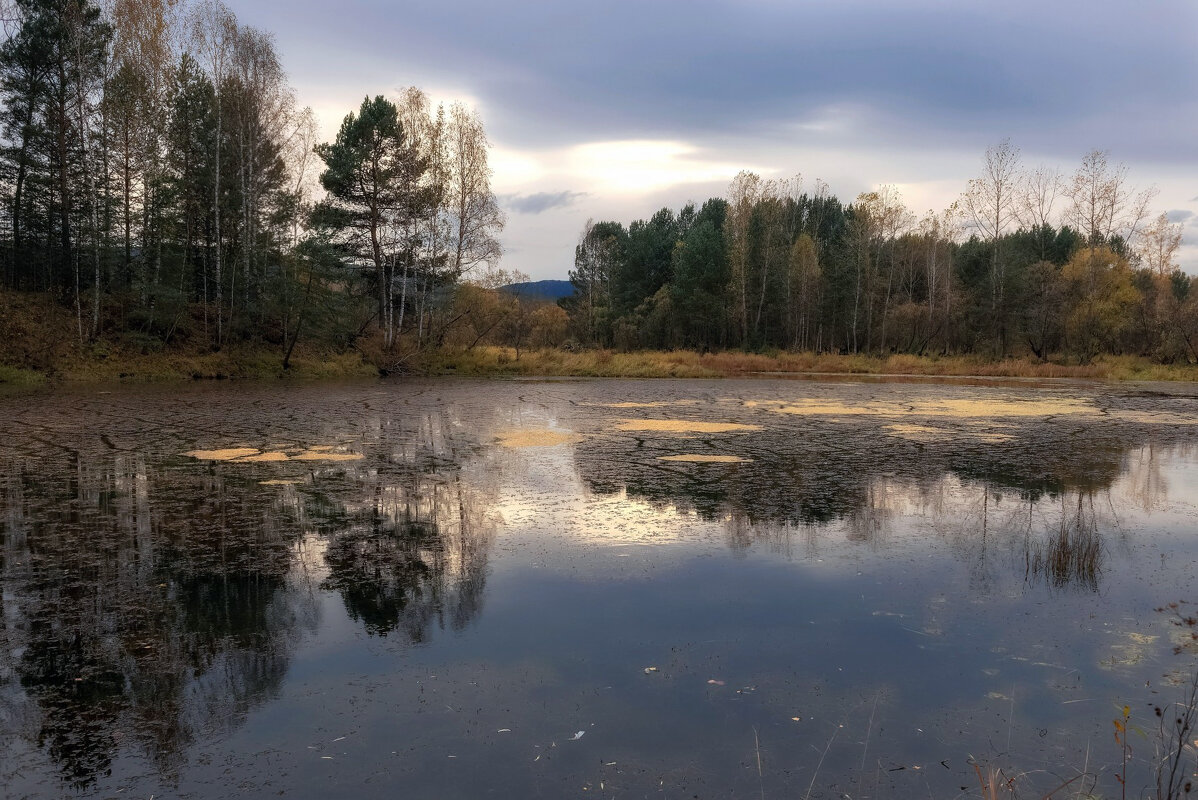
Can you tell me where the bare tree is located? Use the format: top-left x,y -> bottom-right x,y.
445,101 -> 503,279
959,138 -> 1021,354
188,0 -> 236,346
1138,212 -> 1183,277
111,0 -> 179,314
725,170 -> 760,344
1066,149 -> 1156,249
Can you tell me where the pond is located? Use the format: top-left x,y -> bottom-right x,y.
1,377 -> 1197,798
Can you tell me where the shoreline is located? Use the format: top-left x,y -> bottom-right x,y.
5,345 -> 1198,388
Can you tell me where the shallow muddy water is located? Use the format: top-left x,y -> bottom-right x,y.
1,377 -> 1197,798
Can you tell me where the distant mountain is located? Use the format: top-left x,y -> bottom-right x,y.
501,279 -> 574,301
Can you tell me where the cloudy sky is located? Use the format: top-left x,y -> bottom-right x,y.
228,0 -> 1198,280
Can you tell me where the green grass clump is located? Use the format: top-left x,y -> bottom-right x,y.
0,364 -> 47,387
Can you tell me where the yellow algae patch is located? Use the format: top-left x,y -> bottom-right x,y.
495,429 -> 579,448
292,450 -> 364,461
616,419 -> 762,434
770,396 -> 1099,420
885,424 -> 1012,443
187,446 -> 363,463
658,454 -> 752,463
1100,631 -> 1159,670
772,400 -> 887,416
583,400 -> 699,408
908,397 -> 1099,418
236,451 -> 290,463
259,479 -> 303,486
303,445 -> 336,451
885,424 -> 949,441
1110,410 -> 1198,426
185,447 -> 260,461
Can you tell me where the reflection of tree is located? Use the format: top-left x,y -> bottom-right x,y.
575,413 -> 1142,527
1026,492 -> 1105,591
571,404 -> 1191,593
0,385 -> 498,792
1,459 -> 313,790
321,474 -> 493,640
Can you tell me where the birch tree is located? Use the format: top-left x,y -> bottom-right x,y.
960,138 -> 1020,354
188,0 -> 234,344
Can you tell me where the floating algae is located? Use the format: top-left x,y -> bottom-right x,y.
583,400 -> 700,409
616,419 -> 762,434
909,397 -> 1099,418
1109,410 -> 1198,426
236,451 -> 290,462
884,424 -> 949,442
495,429 -> 579,448
884,424 -> 1013,443
292,450 -> 364,461
769,396 -> 1100,420
185,447 -> 260,461
658,454 -> 752,463
186,446 -> 362,462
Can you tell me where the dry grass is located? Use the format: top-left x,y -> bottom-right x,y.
423,346 -> 1198,382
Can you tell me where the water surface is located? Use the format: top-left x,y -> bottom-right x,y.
2,377 -> 1197,798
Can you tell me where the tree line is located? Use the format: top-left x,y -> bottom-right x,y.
0,0 -> 504,364
564,142 -> 1191,363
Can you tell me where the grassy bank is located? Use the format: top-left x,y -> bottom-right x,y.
5,284 -> 1198,385
0,289 -> 377,384
8,343 -> 1198,386
420,346 -> 1198,382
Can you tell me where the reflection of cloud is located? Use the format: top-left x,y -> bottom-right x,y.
504,190 -> 587,214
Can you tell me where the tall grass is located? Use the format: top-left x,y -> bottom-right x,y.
419,346 -> 1197,382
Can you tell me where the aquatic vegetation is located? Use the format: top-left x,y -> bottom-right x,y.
184,447 -> 261,461
495,429 -> 578,447
616,419 -> 762,434
582,400 -> 700,408
1027,495 -> 1105,591
657,454 -> 752,463
884,423 -> 1013,443
238,451 -> 290,462
771,396 -> 1100,419
290,450 -> 364,461
185,446 -> 364,462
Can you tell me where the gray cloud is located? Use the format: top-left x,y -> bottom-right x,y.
235,0 -> 1198,162
227,0 -> 1198,278
1168,210 -> 1194,223
504,191 -> 587,215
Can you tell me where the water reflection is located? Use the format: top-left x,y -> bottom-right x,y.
0,391 -> 495,790
566,386 -> 1194,592
0,379 -> 1195,796
319,474 -> 492,640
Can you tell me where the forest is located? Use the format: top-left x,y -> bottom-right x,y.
564,146 -> 1192,364
0,0 -> 1192,379
0,0 -> 506,374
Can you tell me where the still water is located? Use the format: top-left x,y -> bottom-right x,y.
1,377 -> 1196,798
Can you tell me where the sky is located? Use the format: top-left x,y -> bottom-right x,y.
226,0 -> 1198,281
